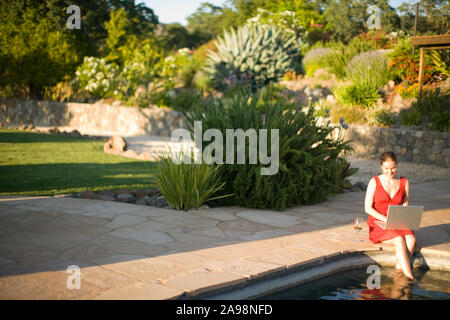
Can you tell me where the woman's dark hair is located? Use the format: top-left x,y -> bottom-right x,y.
380,151 -> 397,165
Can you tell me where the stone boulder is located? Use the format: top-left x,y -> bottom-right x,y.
116,193 -> 136,203
69,130 -> 82,138
104,135 -> 128,155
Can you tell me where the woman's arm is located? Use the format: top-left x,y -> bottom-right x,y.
402,178 -> 410,206
364,177 -> 387,223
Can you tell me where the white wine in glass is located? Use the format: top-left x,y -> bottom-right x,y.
353,217 -> 364,241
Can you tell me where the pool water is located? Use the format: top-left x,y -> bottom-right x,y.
259,267 -> 450,300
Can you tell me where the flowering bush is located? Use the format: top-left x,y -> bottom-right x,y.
302,47 -> 334,77
144,48 -> 193,107
388,38 -> 434,85
356,30 -> 399,49
71,57 -> 118,98
397,83 -> 418,99
346,50 -> 390,89
159,48 -> 191,88
247,8 -> 305,37
317,36 -> 380,79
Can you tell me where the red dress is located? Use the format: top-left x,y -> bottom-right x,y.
367,175 -> 414,244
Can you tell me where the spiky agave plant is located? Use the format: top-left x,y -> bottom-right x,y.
206,24 -> 301,92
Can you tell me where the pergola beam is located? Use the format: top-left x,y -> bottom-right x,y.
410,35 -> 450,96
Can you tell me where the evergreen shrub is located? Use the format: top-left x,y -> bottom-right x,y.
183,90 -> 353,210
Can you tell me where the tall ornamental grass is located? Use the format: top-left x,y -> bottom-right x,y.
156,151 -> 231,210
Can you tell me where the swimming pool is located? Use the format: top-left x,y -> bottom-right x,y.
200,251 -> 450,300
258,266 -> 450,300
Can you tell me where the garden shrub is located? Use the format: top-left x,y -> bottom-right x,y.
156,151 -> 230,210
182,90 -> 353,211
397,83 -> 418,99
169,89 -> 204,111
321,37 -> 379,79
301,47 -> 334,77
411,87 -> 450,131
430,110 -> 450,132
206,24 -> 301,92
399,107 -> 422,126
356,30 -> 396,50
346,50 -> 390,89
113,38 -> 163,104
193,71 -> 213,92
178,54 -> 205,89
338,157 -> 359,191
387,38 -> 435,85
328,101 -> 368,125
71,57 -> 118,99
367,108 -> 396,127
340,82 -> 380,109
429,50 -> 450,80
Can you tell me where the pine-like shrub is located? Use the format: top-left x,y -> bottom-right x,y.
182,90 -> 353,211
206,24 -> 301,92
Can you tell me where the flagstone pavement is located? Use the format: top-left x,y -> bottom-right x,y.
0,179 -> 449,300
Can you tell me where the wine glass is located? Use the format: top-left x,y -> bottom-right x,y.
353,217 -> 364,242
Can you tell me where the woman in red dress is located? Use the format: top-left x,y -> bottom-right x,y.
364,151 -> 416,280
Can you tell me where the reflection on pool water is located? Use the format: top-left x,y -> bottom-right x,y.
259,266 -> 450,300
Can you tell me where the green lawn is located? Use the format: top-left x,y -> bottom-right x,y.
0,129 -> 158,196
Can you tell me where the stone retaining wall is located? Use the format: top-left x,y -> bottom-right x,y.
0,98 -> 187,137
1,99 -> 449,168
342,125 -> 450,168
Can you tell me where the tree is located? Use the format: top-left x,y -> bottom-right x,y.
324,0 -> 400,42
186,2 -> 240,44
104,8 -> 132,64
230,0 -> 325,40
0,0 -> 159,99
397,0 -> 450,35
0,1 -> 80,99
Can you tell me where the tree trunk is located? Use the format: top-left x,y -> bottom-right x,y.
28,83 -> 43,100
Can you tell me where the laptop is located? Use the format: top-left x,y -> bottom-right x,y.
375,205 -> 424,231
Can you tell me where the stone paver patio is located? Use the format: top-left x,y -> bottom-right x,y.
0,179 -> 449,299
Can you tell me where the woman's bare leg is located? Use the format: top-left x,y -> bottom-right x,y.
383,236 -> 414,279
404,234 -> 416,258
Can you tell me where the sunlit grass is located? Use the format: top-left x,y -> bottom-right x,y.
0,129 -> 157,196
